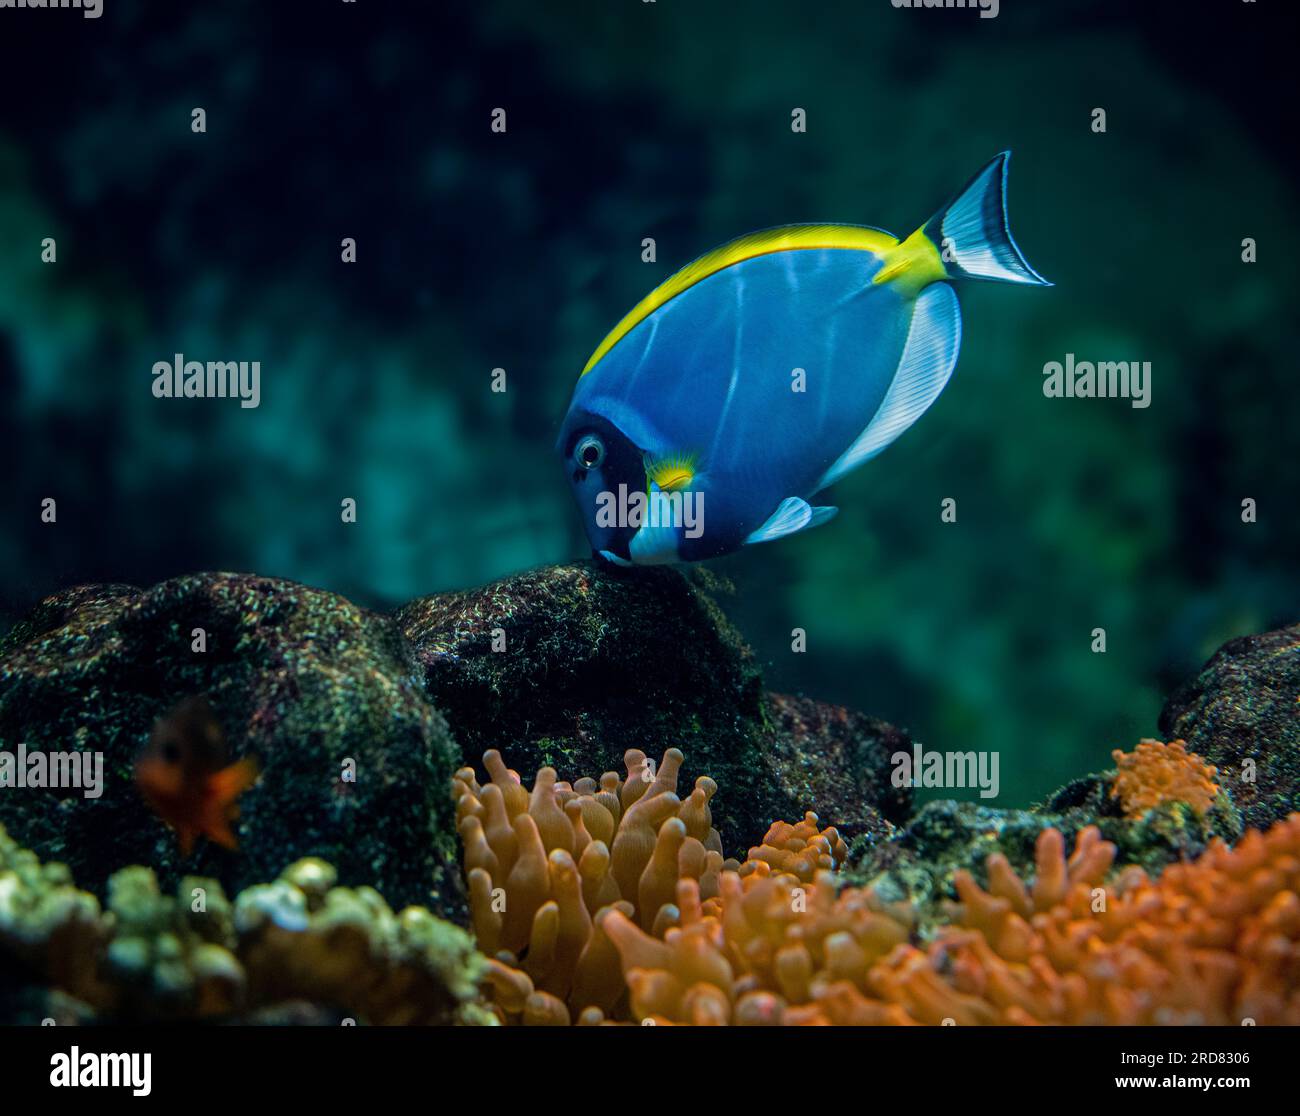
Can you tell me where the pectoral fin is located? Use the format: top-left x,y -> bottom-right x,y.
744,498 -> 838,546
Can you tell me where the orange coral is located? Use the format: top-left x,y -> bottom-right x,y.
452,748 -> 847,1024
890,817 -> 1300,1024
601,866 -> 915,1025
602,818 -> 1300,1025
455,747 -> 1299,1026
452,746 -> 731,1023
740,813 -> 848,883
1110,738 -> 1219,819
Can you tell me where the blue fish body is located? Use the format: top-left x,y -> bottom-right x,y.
557,152 -> 1050,565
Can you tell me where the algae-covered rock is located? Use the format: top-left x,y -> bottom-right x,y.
763,692 -> 910,838
840,627 -> 1297,923
846,772 -> 1241,929
1159,621 -> 1300,830
395,561 -> 907,851
0,563 -> 903,914
0,572 -> 461,914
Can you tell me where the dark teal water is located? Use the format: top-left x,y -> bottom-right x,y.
1,0 -> 1295,803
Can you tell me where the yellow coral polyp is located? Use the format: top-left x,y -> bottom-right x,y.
1110,738 -> 1219,819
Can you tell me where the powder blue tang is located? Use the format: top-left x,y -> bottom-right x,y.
556,152 -> 1050,565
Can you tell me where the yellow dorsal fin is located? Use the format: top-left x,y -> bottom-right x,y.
581,224 -> 898,376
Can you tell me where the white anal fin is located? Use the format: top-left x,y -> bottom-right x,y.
817,283 -> 961,492
628,481 -> 683,565
628,523 -> 680,564
745,497 -> 838,546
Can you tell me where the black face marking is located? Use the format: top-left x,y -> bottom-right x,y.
556,409 -> 646,559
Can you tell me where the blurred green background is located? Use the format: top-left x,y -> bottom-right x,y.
1,0 -> 1295,805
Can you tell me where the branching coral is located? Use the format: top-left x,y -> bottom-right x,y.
0,824 -> 488,1024
740,813 -> 848,883
102,867 -> 243,1018
0,822 -> 108,1009
233,857 -> 488,1024
1110,737 -> 1219,819
457,750 -> 1299,1026
9,738 -> 1293,1027
601,868 -> 916,1025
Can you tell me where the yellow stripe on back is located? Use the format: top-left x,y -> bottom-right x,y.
580,223 -> 899,376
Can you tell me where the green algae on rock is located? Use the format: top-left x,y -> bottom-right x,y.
846,769 -> 1243,929
840,624 -> 1300,925
394,561 -> 908,850
0,572 -> 462,914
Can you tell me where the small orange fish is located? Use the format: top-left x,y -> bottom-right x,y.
135,696 -> 259,857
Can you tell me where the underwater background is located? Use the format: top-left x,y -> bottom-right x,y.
1,0 -> 1296,811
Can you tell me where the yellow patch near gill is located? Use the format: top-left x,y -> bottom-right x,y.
645,451 -> 697,492
581,223 -> 899,377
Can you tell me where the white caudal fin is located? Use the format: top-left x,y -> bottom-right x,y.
927,151 -> 1051,286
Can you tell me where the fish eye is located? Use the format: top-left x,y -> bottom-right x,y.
574,435 -> 604,470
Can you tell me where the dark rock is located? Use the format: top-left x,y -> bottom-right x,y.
0,952 -> 96,1026
1159,622 -> 1300,830
763,692 -> 909,833
0,563 -> 911,921
394,561 -> 907,854
0,573 -> 461,916
230,1000 -> 351,1026
842,624 -> 1300,918
845,800 -> 1064,923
